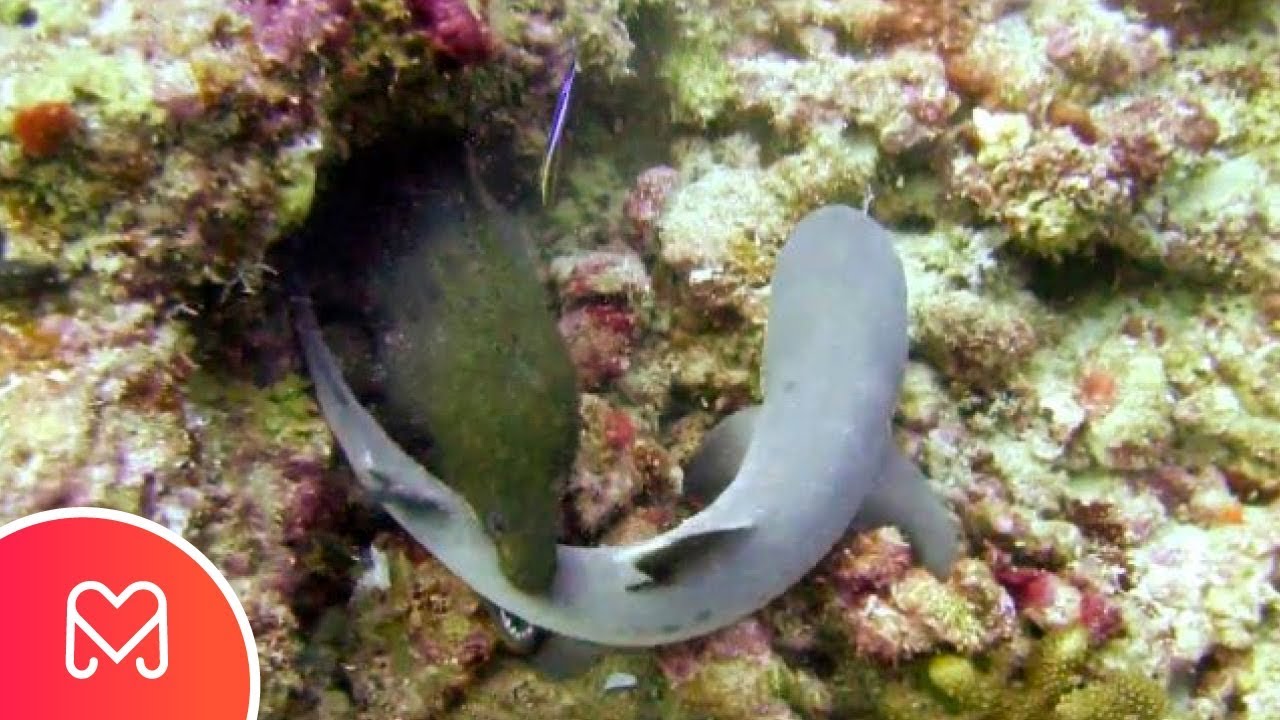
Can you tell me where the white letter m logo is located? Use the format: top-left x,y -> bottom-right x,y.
65,580 -> 169,680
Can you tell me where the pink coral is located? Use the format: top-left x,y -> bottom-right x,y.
824,549 -> 1013,663
623,166 -> 681,254
237,0 -> 353,63
657,618 -> 774,685
995,565 -> 1083,631
1098,93 -> 1219,192
602,407 -> 636,451
822,527 -> 915,599
1044,22 -> 1170,88
565,395 -> 677,535
281,459 -> 348,547
551,249 -> 652,306
732,48 -> 960,152
841,594 -> 935,663
991,555 -> 1126,640
558,304 -> 638,389
996,565 -> 1059,610
551,248 -> 650,389
1078,587 -> 1124,642
405,0 -> 496,66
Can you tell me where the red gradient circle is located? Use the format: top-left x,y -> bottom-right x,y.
0,507 -> 259,720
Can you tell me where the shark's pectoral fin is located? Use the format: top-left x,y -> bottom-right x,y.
853,448 -> 963,579
366,466 -> 452,513
622,520 -> 755,591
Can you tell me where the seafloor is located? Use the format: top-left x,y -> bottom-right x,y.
0,0 -> 1277,718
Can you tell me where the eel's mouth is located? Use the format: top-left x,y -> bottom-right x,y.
485,601 -> 545,654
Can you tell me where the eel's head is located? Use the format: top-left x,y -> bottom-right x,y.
485,499 -> 559,593
464,338 -> 580,595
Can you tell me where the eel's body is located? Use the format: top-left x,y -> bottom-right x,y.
292,205 -> 950,647
370,182 -> 579,594
294,143 -> 577,599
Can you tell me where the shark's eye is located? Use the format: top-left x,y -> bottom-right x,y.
486,510 -> 508,536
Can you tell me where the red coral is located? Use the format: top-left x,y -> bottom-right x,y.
406,0 -> 495,66
558,303 -> 638,389
1078,588 -> 1123,642
585,303 -> 636,335
995,566 -> 1058,610
603,408 -> 636,451
13,102 -> 78,159
552,249 -> 651,306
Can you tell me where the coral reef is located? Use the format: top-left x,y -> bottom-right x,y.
655,618 -> 833,720
565,392 -> 680,536
817,528 -> 1018,664
340,533 -> 500,717
551,247 -> 651,390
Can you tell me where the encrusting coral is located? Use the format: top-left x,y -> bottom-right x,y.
870,625 -> 1169,720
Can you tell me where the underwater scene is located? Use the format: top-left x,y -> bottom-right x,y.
1,0 -> 1279,718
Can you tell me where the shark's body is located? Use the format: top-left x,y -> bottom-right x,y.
291,205 -> 960,648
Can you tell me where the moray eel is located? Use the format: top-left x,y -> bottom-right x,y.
291,204 -> 959,649
292,144 -> 577,600
368,173 -> 579,595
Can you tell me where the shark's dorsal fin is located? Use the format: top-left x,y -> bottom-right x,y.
622,521 -> 755,591
682,405 -> 761,504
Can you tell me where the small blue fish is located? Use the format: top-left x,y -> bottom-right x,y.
540,46 -> 577,206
